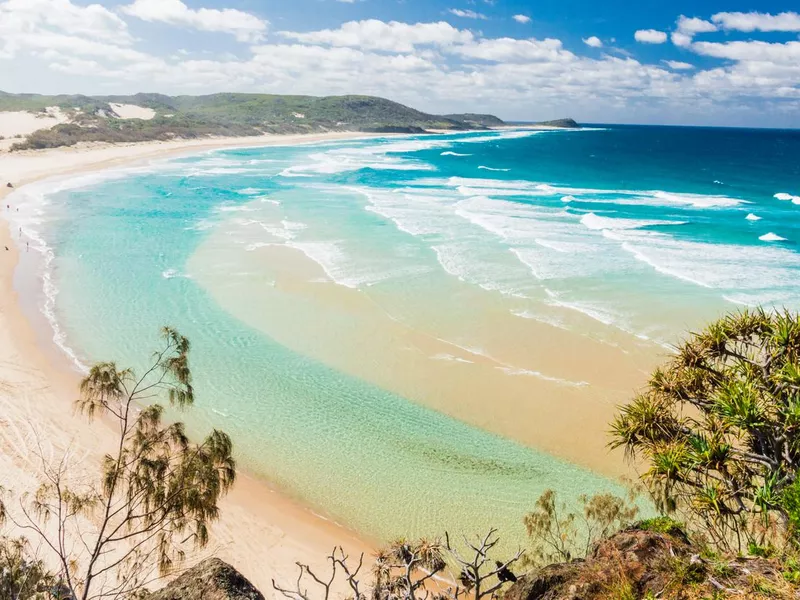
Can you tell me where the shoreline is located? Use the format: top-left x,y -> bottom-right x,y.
0,131 -> 382,593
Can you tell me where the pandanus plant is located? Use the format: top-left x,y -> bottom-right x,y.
611,309 -> 800,551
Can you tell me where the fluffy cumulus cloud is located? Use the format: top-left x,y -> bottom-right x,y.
279,20 -> 474,52
1,1 -> 799,125
711,11 -> 800,32
583,36 -> 603,48
512,15 -> 531,24
634,29 -> 668,44
121,0 -> 268,42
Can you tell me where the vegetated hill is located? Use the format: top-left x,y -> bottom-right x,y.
534,118 -> 579,128
0,91 -> 507,150
443,113 -> 506,127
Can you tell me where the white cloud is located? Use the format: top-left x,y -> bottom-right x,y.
671,32 -> 693,48
512,15 -> 531,24
453,37 -> 572,63
691,40 -> 800,64
279,20 -> 474,52
2,6 -> 799,127
120,0 -> 268,42
664,60 -> 694,70
583,36 -> 603,48
448,9 -> 487,20
0,0 -> 131,45
676,16 -> 717,35
712,11 -> 800,32
635,29 -> 668,44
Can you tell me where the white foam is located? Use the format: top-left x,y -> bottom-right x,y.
418,177 -> 745,209
441,151 -> 472,157
510,309 -> 569,330
478,166 -> 511,172
760,232 -> 787,242
495,366 -> 588,387
607,228 -> 800,292
580,213 -> 686,231
236,188 -> 263,195
745,213 -> 762,221
431,353 -> 474,364
217,204 -> 257,213
775,192 -> 800,203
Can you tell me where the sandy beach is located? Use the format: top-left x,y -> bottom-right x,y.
0,132 -> 379,595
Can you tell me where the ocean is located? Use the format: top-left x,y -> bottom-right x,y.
9,124 -> 800,548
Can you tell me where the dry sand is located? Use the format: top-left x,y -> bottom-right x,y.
0,132 -> 380,596
0,108 -> 70,151
108,103 -> 157,120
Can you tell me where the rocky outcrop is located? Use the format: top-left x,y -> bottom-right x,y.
504,526 -> 793,600
146,558 -> 264,600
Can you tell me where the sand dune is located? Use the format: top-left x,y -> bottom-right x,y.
109,103 -> 156,120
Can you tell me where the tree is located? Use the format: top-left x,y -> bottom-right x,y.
443,529 -> 522,600
0,537 -> 61,600
522,490 -> 639,566
5,327 -> 236,600
272,531 -> 522,600
610,309 -> 800,551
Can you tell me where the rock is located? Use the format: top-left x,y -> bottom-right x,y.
503,528 -> 693,600
502,526 -> 795,599
146,558 -> 264,600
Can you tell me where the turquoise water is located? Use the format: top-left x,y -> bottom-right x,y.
9,126 -> 800,547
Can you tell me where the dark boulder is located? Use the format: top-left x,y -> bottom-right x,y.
146,558 -> 264,600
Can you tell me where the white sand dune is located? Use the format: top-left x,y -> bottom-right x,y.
0,107 -> 70,143
109,103 -> 156,120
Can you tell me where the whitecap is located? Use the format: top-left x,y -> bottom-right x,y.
478,166 -> 511,172
580,213 -> 686,231
759,232 -> 787,242
441,151 -> 472,157
561,195 -> 575,203
774,192 -> 800,203
745,213 -> 762,221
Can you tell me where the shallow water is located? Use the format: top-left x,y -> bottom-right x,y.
9,125 -> 800,548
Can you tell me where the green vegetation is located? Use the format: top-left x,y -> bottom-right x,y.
0,91 -> 506,150
442,113 -> 506,128
0,328 -> 235,600
611,309 -> 800,553
637,516 -> 687,538
523,489 -> 641,565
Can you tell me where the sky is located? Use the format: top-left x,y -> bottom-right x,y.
1,1 -> 799,127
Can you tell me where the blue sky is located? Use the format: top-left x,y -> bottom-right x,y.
2,0 -> 799,127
